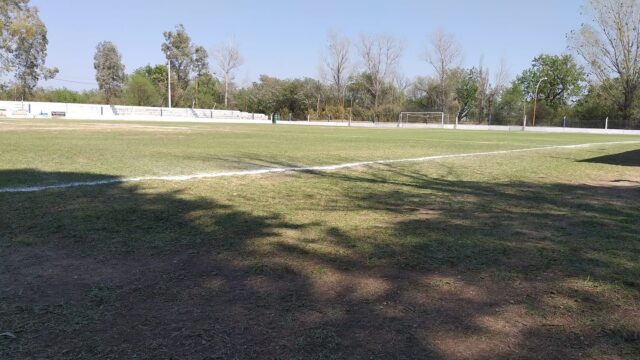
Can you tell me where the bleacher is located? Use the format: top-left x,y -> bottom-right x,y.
0,100 -> 268,122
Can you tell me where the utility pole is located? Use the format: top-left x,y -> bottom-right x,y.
167,60 -> 172,108
349,97 -> 353,127
532,77 -> 547,127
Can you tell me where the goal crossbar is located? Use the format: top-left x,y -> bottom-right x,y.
398,112 -> 446,128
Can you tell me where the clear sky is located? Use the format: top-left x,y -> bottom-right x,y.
32,0 -> 586,90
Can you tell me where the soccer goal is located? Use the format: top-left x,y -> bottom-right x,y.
397,112 -> 446,128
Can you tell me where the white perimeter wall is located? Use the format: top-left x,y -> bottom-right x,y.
278,120 -> 640,135
1,100 -> 639,135
0,100 -> 269,122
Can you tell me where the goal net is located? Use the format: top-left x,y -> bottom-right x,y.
397,112 -> 446,127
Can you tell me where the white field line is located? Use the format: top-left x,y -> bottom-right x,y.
1,140 -> 639,193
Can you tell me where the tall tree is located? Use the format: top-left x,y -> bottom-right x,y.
213,40 -> 243,107
516,54 -> 586,110
322,31 -> 351,107
569,0 -> 640,121
486,59 -> 510,122
192,45 -> 209,107
454,68 -> 479,121
407,76 -> 440,110
357,33 -> 403,121
0,0 -> 29,76
475,58 -> 490,122
193,46 -> 209,77
572,82 -> 619,120
426,29 -> 463,113
9,5 -> 57,99
93,41 -> 125,104
161,24 -> 193,99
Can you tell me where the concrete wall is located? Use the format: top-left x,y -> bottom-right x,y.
2,101 -> 639,135
0,100 -> 268,122
278,120 -> 640,135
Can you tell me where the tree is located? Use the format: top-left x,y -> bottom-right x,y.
454,68 -> 479,121
192,45 -> 209,107
572,82 -> 618,120
493,82 -> 526,125
138,64 -> 165,105
357,34 -> 403,121
322,31 -> 351,107
0,0 -> 29,76
474,59 -> 491,122
426,29 -> 463,113
486,59 -> 510,123
9,5 -> 57,99
193,46 -> 209,77
234,75 -> 282,116
93,41 -> 126,104
569,0 -> 640,121
161,24 -> 193,102
185,72 -> 221,109
346,71 -> 402,122
125,72 -> 162,106
234,75 -> 324,119
213,40 -> 243,108
516,54 -> 586,112
407,76 -> 440,110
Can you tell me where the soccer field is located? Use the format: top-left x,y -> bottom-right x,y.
1,120 -> 640,359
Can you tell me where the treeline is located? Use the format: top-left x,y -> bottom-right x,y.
1,0 -> 639,127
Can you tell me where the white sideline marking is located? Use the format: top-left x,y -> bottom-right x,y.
1,140 -> 639,193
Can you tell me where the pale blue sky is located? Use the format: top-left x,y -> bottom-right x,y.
33,0 -> 585,90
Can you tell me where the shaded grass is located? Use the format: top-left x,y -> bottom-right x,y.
580,148 -> 640,167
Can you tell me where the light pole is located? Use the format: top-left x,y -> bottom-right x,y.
345,80 -> 356,127
348,97 -> 358,127
532,77 -> 547,127
349,96 -> 353,127
167,60 -> 172,108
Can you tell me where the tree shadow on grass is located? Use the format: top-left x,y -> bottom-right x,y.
1,167 -> 639,359
579,149 -> 640,167
0,170 -> 321,358
310,165 -> 640,285
0,168 -> 122,189
300,164 -> 640,357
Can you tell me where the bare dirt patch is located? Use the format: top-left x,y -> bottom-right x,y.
2,240 -> 637,359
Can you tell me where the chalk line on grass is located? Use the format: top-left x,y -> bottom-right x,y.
1,140 -> 639,193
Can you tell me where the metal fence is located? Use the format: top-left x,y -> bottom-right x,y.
460,116 -> 640,130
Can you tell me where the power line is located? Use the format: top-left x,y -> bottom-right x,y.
46,78 -> 98,86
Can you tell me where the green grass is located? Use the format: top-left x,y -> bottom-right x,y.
1,119 -> 639,359
0,119 -> 638,188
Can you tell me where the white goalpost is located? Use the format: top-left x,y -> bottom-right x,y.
397,112 -> 446,128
